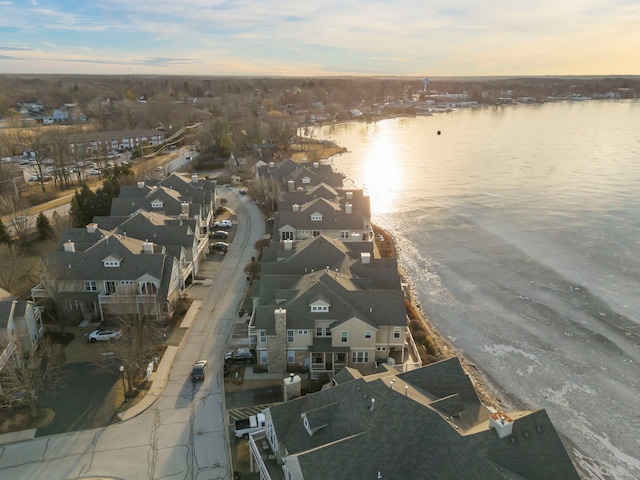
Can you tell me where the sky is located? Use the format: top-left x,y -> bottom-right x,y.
0,0 -> 639,77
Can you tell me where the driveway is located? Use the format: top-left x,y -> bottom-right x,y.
35,363 -> 118,437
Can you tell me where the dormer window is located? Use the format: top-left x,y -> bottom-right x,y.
310,299 -> 330,312
302,176 -> 311,184
310,212 -> 323,221
103,260 -> 120,267
151,200 -> 164,208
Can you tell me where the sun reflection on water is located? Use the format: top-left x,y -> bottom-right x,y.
357,125 -> 402,214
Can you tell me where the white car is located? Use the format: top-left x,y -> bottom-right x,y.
214,219 -> 232,228
88,168 -> 101,176
88,329 -> 121,343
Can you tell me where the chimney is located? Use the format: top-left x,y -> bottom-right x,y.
313,162 -> 319,169
345,203 -> 352,214
288,179 -> 295,192
489,411 -> 514,439
137,181 -> 145,189
269,161 -> 275,169
346,191 -> 353,199
86,223 -> 98,233
63,240 -> 75,252
191,173 -> 199,184
360,252 -> 371,264
292,203 -> 300,212
143,241 -> 153,254
181,202 -> 189,217
284,239 -> 293,251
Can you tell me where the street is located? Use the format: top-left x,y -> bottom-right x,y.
0,185 -> 265,480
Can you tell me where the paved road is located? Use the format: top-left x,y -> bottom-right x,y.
0,186 -> 265,480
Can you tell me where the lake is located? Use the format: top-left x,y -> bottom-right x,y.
314,100 -> 640,480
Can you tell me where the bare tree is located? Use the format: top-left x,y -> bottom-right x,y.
15,126 -> 51,193
0,193 -> 31,246
0,336 -> 65,418
96,296 -> 164,394
0,243 -> 23,293
32,257 -> 69,335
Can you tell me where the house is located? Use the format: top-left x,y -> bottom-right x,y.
32,231 -> 181,322
273,186 -> 373,242
247,357 -> 580,480
249,235 -> 421,378
256,159 -> 344,193
0,299 -> 44,393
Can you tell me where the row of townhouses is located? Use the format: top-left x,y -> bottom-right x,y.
31,173 -> 216,323
242,158 -> 579,479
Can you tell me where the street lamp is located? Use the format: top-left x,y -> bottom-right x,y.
119,365 -> 127,401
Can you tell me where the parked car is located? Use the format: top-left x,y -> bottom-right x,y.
88,169 -> 101,176
209,230 -> 229,239
214,219 -> 232,228
191,360 -> 208,382
238,188 -> 247,195
88,329 -> 121,342
209,242 -> 229,253
225,348 -> 256,365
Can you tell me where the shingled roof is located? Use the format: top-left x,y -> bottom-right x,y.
266,356 -> 580,480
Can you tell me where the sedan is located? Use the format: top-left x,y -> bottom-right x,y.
209,230 -> 229,239
209,242 -> 229,253
88,329 -> 121,343
213,219 -> 232,228
191,360 -> 208,382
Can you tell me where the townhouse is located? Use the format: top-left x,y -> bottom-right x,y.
67,129 -> 166,155
249,235 -> 421,378
247,357 -> 580,480
256,159 -> 344,193
273,184 -> 373,243
0,296 -> 44,394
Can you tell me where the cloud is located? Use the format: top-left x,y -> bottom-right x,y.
0,0 -> 638,75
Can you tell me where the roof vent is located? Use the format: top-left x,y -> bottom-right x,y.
369,398 -> 375,411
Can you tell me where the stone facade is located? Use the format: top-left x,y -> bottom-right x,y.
267,308 -> 287,373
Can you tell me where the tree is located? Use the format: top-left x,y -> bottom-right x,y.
36,212 -> 55,239
0,218 -> 10,244
244,260 -> 261,281
95,295 -> 165,395
0,193 -> 30,246
0,336 -> 64,418
33,257 -> 68,335
0,243 -> 23,293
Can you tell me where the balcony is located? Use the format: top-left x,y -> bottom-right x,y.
247,430 -> 283,480
98,292 -> 157,304
31,284 -> 49,298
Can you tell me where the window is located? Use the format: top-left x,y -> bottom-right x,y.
312,230 -> 320,237
311,305 -> 329,312
377,346 -> 387,351
259,330 -> 267,343
151,200 -> 163,208
84,281 -> 97,292
282,231 -> 294,241
259,350 -> 268,363
104,281 -> 116,295
325,326 -> 331,336
352,351 -> 369,363
393,327 -> 401,339
364,331 -> 372,339
336,353 -> 347,363
341,331 -> 348,343
316,326 -> 323,337
302,176 -> 311,184
310,213 -> 323,221
298,330 -> 308,335
140,282 -> 157,295
287,330 -> 294,343
299,229 -> 308,235
103,260 -> 120,267
65,300 -> 80,311
340,230 -> 349,239
120,280 -> 133,285
287,351 -> 295,364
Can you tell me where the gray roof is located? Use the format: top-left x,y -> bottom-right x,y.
267,356 -> 579,480
275,196 -> 369,232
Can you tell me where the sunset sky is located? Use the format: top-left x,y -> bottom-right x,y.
1,0 -> 639,76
